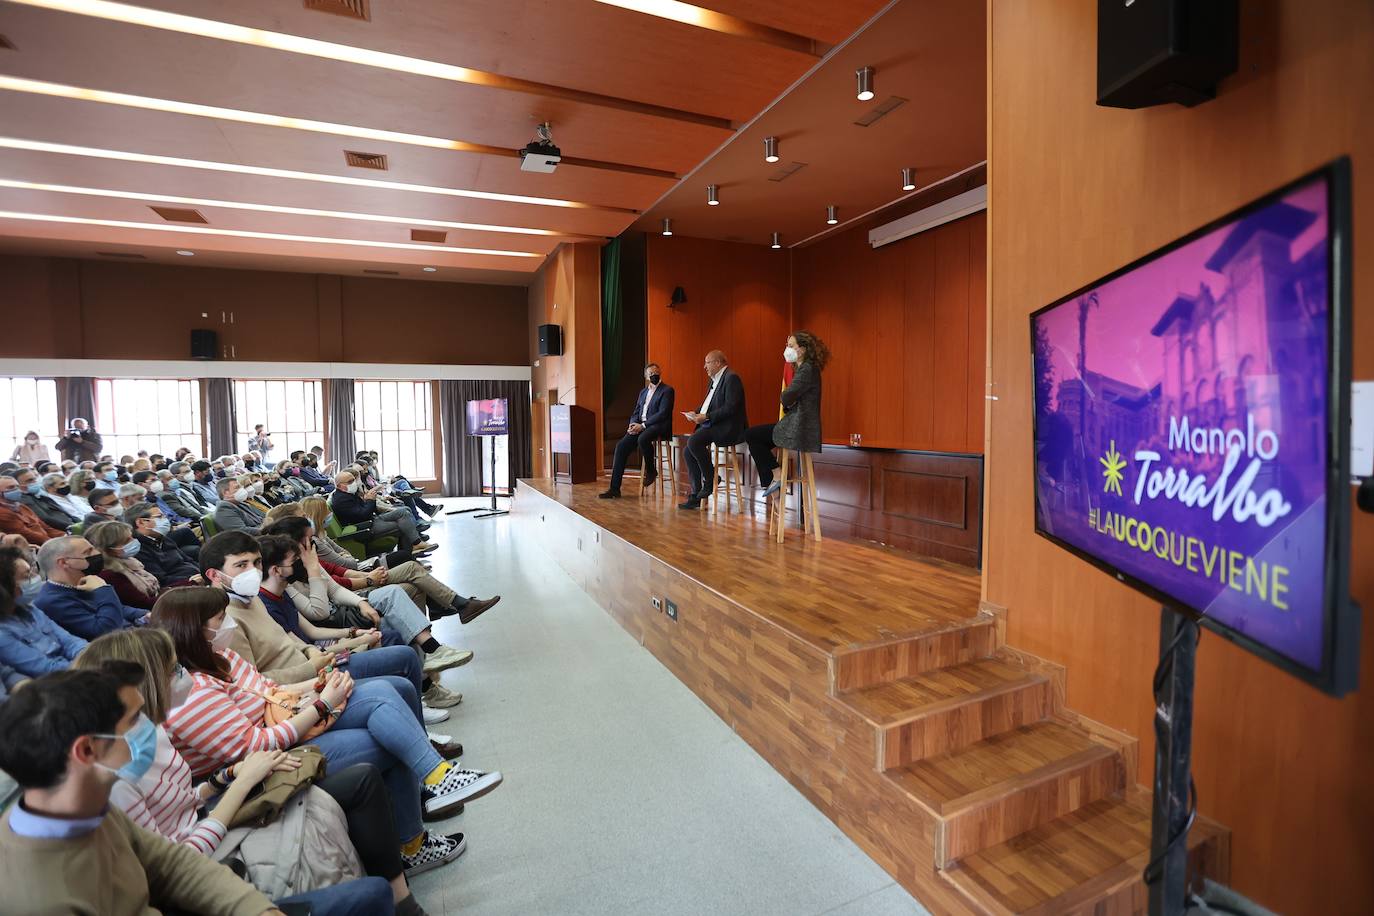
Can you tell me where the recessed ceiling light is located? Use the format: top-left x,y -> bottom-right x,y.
764,136 -> 779,163
662,218 -> 673,237
707,184 -> 719,206
0,210 -> 541,258
423,266 -> 437,272
0,136 -> 622,212
901,167 -> 917,192
856,66 -> 875,102
770,232 -> 781,249
175,249 -> 195,256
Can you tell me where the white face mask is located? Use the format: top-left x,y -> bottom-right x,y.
346,480 -> 360,494
233,487 -> 251,503
252,481 -> 264,495
220,567 -> 261,603
148,481 -> 164,494
207,612 -> 241,646
783,346 -> 800,364
179,472 -> 195,483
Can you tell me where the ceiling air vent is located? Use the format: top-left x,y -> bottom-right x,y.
95,251 -> 147,259
344,150 -> 388,170
853,96 -> 908,127
767,161 -> 808,183
410,229 -> 447,243
0,35 -> 16,51
304,0 -> 370,21
150,206 -> 208,224
362,269 -> 400,276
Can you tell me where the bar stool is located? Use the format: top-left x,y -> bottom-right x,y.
709,441 -> 744,512
640,436 -> 678,498
769,449 -> 821,542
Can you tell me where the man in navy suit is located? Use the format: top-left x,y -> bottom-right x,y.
600,362 -> 676,498
679,350 -> 748,510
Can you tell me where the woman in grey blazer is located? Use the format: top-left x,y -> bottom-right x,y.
745,330 -> 830,497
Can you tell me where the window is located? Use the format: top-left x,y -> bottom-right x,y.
0,377 -> 60,461
95,378 -> 203,459
233,379 -> 324,462
355,380 -> 435,480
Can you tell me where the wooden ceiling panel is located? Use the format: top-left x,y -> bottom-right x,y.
695,0 -> 891,45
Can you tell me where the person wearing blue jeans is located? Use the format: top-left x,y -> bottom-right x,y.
275,876 -> 394,915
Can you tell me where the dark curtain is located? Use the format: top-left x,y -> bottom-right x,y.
64,377 -> 95,427
203,378 -> 238,457
600,237 -> 622,406
327,378 -> 357,467
440,379 -> 532,496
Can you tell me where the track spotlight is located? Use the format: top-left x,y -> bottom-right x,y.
770,232 -> 781,249
856,66 -> 875,101
662,217 -> 673,236
901,167 -> 916,192
707,184 -> 719,206
825,205 -> 838,225
764,136 -> 779,163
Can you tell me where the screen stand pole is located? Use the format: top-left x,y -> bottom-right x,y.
1147,605 -> 1198,916
474,435 -> 509,519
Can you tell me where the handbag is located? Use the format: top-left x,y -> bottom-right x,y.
225,745 -> 327,829
262,686 -> 346,742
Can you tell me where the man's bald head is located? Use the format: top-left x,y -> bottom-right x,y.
703,350 -> 728,375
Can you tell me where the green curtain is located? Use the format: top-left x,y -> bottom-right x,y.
601,237 -> 623,406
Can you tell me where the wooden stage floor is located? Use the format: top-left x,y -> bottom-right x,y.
513,479 -> 1228,915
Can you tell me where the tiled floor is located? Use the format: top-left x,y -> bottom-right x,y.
406,497 -> 931,916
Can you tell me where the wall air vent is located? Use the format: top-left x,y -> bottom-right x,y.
767,162 -> 808,183
410,229 -> 447,243
362,269 -> 400,276
95,251 -> 147,259
150,206 -> 208,224
305,0 -> 370,21
853,96 -> 908,127
344,150 -> 388,170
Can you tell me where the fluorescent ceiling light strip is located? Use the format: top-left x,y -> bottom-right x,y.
0,178 -> 584,238
0,0 -> 732,129
0,210 -> 540,257
0,136 -> 635,212
588,0 -> 822,54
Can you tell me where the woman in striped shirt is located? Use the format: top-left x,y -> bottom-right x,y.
151,587 -> 502,871
73,627 -> 449,915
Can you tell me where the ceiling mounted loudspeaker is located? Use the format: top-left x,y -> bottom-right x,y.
856,66 -> 875,101
764,136 -> 779,163
707,184 -> 719,206
770,232 -> 781,249
901,168 -> 916,192
826,205 -> 838,225
662,218 -> 673,236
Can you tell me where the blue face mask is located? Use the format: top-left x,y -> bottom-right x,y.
323,514 -> 334,528
20,575 -> 43,604
93,713 -> 158,783
1,490 -> 21,503
119,540 -> 142,558
25,483 -> 43,496
168,478 -> 181,490
151,516 -> 172,535
103,470 -> 118,482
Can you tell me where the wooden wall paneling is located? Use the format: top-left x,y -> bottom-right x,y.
965,212 -> 987,453
931,220 -> 971,451
986,2 -> 1374,911
902,231 -> 937,449
315,275 -> 344,363
869,239 -> 908,447
340,277 -> 528,365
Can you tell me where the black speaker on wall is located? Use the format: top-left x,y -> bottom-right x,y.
191,329 -> 217,360
537,323 -> 563,357
1097,0 -> 1238,109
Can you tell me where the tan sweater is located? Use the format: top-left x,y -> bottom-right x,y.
225,595 -> 319,683
0,804 -> 272,916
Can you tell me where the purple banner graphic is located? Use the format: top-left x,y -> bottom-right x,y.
1032,178 -> 1330,671
466,398 -> 509,436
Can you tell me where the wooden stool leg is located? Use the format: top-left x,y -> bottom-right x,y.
773,449 -> 790,543
804,453 -> 821,541
669,439 -> 679,497
710,444 -> 721,511
728,447 -> 742,512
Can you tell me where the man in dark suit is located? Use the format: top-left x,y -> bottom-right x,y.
601,363 -> 676,499
679,350 -> 747,510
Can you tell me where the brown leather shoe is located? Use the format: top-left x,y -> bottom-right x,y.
430,738 -> 464,760
458,595 -> 501,625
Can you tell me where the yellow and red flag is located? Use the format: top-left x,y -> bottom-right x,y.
779,359 -> 795,420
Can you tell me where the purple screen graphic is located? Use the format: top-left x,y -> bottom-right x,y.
466,398 -> 509,436
1032,176 -> 1331,672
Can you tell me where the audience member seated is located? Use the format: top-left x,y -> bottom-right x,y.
0,475 -> 63,543
65,468 -> 98,515
297,496 -> 411,571
600,361 -> 676,499
214,476 -> 267,533
189,460 -> 221,505
84,485 -> 127,528
167,462 -> 211,516
154,587 -> 501,853
92,460 -> 121,490
124,502 -> 201,586
0,544 -> 87,682
10,430 -> 49,465
679,349 -> 749,511
74,629 -> 440,914
331,469 -> 434,556
356,452 -> 438,522
14,467 -> 74,532
0,666 -> 395,916
86,520 -> 163,610
41,471 -> 87,522
34,535 -> 148,639
295,450 -> 336,490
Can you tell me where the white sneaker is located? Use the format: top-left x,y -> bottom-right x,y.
422,706 -> 449,725
422,646 -> 473,674
423,683 -> 463,708
423,767 -> 504,818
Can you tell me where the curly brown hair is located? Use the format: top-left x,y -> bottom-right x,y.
791,330 -> 831,371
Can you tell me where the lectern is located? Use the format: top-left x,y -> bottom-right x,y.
550,404 -> 597,484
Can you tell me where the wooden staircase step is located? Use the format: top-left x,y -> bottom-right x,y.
885,720 -> 1124,868
835,658 -> 1053,769
831,617 -> 998,693
940,789 -> 1230,916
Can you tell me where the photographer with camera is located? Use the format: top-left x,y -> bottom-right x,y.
56,417 -> 104,463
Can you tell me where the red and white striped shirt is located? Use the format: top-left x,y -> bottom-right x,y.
164,648 -> 300,777
110,726 -> 227,855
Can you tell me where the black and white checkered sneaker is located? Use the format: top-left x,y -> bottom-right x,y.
422,767 -> 504,819
402,831 -> 466,877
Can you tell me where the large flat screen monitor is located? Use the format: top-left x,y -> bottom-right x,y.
466,398 -> 509,436
1030,159 -> 1357,695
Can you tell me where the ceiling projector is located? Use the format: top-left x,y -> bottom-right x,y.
519,122 -> 561,174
